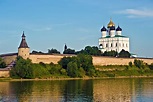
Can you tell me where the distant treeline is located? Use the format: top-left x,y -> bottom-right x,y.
32,46 -> 131,58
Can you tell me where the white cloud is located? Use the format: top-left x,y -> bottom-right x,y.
53,23 -> 72,26
33,27 -> 52,32
116,9 -> 153,18
77,28 -> 90,33
24,25 -> 52,32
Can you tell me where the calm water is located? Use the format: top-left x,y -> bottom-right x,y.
0,78 -> 153,102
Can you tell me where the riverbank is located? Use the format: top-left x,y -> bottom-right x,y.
1,75 -> 153,82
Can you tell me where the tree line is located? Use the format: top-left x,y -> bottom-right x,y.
32,46 -> 131,58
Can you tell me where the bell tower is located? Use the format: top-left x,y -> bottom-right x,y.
18,31 -> 30,59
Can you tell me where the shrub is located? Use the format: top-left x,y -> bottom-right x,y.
78,67 -> 86,78
149,63 -> 153,70
60,69 -> 67,75
128,61 -> 133,67
134,59 -> 144,69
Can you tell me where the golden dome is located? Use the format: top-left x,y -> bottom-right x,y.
107,19 -> 115,28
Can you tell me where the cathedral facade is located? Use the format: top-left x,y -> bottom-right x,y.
99,19 -> 129,53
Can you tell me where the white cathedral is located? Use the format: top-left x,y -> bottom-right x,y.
99,19 -> 130,53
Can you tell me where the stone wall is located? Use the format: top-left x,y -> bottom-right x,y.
29,54 -> 64,64
3,55 -> 17,65
3,54 -> 153,65
0,70 -> 10,77
93,56 -> 153,65
30,54 -> 153,65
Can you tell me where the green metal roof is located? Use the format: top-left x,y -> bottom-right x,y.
100,35 -> 128,38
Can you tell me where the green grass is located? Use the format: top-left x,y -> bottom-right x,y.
94,65 -> 153,78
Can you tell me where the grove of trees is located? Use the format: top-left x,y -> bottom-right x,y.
48,48 -> 60,54
10,54 -> 96,78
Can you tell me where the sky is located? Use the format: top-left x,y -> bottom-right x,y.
0,0 -> 153,58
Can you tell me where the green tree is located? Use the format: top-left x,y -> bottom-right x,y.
77,54 -> 95,72
87,68 -> 96,77
31,50 -> 44,54
63,48 -> 75,54
67,62 -> 78,77
58,57 -> 72,69
76,46 -> 101,56
118,49 -> 130,58
129,61 -> 133,67
48,48 -> 60,54
10,56 -> 33,78
78,67 -> 86,77
134,59 -> 144,69
49,64 -> 62,75
0,57 -> 6,68
32,64 -> 50,78
58,54 -> 95,77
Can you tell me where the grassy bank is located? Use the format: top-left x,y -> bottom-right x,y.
95,65 -> 153,78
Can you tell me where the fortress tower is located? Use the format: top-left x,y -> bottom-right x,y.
18,31 -> 30,59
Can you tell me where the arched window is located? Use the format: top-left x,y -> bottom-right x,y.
123,43 -> 124,47
126,44 -> 128,47
111,43 -> 113,47
99,44 -> 103,48
106,44 -> 108,47
116,43 -> 117,47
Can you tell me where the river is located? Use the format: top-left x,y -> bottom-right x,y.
0,78 -> 153,102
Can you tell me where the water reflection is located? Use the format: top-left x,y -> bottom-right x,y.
93,79 -> 132,102
0,78 -> 153,102
63,80 -> 93,101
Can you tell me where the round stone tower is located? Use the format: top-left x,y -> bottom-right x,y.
18,31 -> 30,59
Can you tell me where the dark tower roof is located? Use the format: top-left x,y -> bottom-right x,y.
18,31 -> 29,48
116,26 -> 122,31
101,26 -> 107,32
110,26 -> 115,30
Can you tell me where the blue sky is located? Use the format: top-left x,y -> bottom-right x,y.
0,0 -> 153,57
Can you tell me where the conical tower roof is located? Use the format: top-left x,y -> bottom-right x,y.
18,31 -> 29,48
